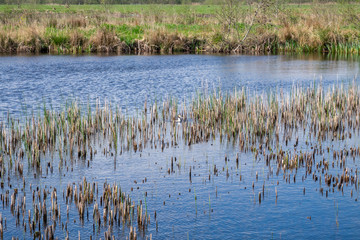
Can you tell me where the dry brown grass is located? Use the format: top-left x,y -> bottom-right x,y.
15,27 -> 44,52
66,17 -> 87,29
0,30 -> 16,53
90,28 -> 121,53
69,30 -> 86,49
0,3 -> 359,54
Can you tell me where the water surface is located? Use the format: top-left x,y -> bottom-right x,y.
1,54 -> 358,117
0,54 -> 360,239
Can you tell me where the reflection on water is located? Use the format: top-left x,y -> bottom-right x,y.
0,53 -> 360,239
0,53 -> 359,118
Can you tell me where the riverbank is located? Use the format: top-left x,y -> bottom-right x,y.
0,3 -> 359,54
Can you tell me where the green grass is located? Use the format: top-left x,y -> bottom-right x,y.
0,3 -> 359,54
45,27 -> 70,46
0,4 -> 220,14
163,23 -> 210,35
102,23 -> 145,44
0,3 -> 359,15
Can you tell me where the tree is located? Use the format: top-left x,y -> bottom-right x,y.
216,0 -> 280,51
215,0 -> 243,41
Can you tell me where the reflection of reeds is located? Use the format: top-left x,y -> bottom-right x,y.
335,201 -> 339,227
1,82 -> 360,175
2,81 -> 360,237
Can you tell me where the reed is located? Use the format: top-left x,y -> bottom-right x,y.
0,3 -> 358,54
2,80 -> 360,237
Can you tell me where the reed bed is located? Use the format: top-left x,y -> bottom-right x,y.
1,82 -> 360,185
2,81 -> 360,237
0,3 -> 359,54
0,177 -> 150,239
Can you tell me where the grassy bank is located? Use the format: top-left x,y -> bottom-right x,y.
0,3 -> 359,54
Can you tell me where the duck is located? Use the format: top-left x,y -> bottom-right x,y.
175,114 -> 184,123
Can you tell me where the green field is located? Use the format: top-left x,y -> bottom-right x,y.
0,3 -> 359,54
0,4 -> 220,14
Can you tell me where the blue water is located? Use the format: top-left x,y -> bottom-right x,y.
0,54 -> 360,239
0,54 -> 359,117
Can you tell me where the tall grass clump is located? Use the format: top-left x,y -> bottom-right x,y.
0,3 -> 359,54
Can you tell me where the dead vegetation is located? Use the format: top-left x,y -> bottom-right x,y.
0,3 -> 359,54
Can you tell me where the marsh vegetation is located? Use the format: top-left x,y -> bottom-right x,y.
1,14 -> 360,237
2,74 -> 360,238
0,2 -> 359,54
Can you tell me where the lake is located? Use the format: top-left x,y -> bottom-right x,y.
0,53 -> 359,239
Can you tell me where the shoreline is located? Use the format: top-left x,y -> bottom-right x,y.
0,3 -> 359,55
